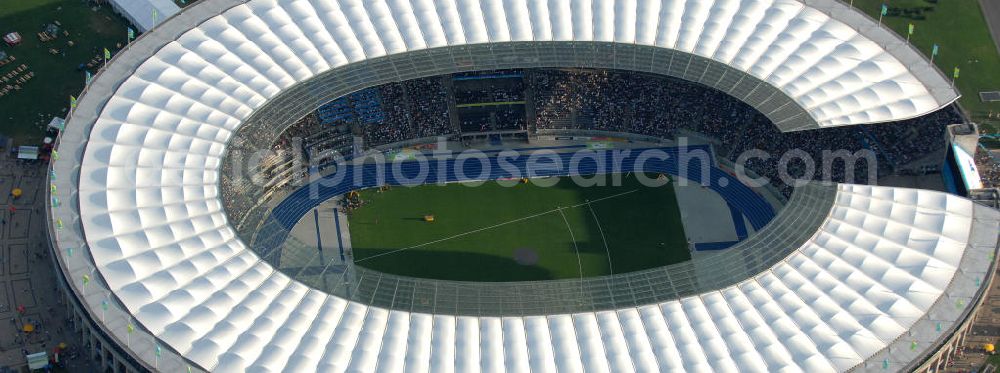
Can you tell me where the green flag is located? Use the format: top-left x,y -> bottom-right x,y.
932,44 -> 939,57
82,274 -> 90,285
85,71 -> 92,85
127,323 -> 134,333
953,67 -> 960,79
153,9 -> 159,23
908,23 -> 914,35
70,95 -> 77,108
881,4 -> 888,16
128,27 -> 135,40
104,48 -> 111,60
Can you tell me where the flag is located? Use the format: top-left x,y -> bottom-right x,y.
101,300 -> 108,311
127,324 -> 134,333
153,9 -> 159,23
908,23 -> 914,35
880,4 -> 888,16
128,27 -> 135,40
932,44 -> 939,57
82,274 -> 90,285
953,67 -> 960,79
104,48 -> 111,60
70,95 -> 77,108
155,344 -> 161,357
85,71 -> 92,84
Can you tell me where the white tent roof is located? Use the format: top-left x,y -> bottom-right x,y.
96,0 -> 957,129
46,0 -> 995,372
110,0 -> 180,33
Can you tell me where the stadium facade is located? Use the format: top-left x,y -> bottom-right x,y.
45,0 -> 999,372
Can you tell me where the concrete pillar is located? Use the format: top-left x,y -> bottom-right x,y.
943,342 -> 953,368
89,332 -> 98,363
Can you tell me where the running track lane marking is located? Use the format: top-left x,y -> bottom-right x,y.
313,209 -> 324,252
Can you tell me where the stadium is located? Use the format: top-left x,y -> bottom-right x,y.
44,0 -> 1000,372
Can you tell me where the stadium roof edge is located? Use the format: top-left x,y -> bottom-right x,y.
801,0 -> 959,109
46,0 -> 991,371
70,0 -> 959,134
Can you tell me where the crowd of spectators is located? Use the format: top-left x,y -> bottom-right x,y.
530,68 -> 961,197
977,148 -> 1000,188
221,112 -> 349,225
454,80 -> 525,105
458,106 -> 527,132
225,67 -> 979,219
454,75 -> 528,132
358,78 -> 452,147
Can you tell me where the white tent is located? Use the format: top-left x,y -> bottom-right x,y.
109,0 -> 179,33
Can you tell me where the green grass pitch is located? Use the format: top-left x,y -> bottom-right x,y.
347,173 -> 690,282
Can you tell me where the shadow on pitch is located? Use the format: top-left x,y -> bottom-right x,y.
351,248 -> 554,282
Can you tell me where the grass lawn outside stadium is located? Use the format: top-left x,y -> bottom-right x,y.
854,0 -> 1000,135
0,0 -> 128,144
347,173 -> 690,282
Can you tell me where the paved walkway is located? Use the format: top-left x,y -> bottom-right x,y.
950,264 -> 1000,371
981,0 -> 1000,55
0,152 -> 94,371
